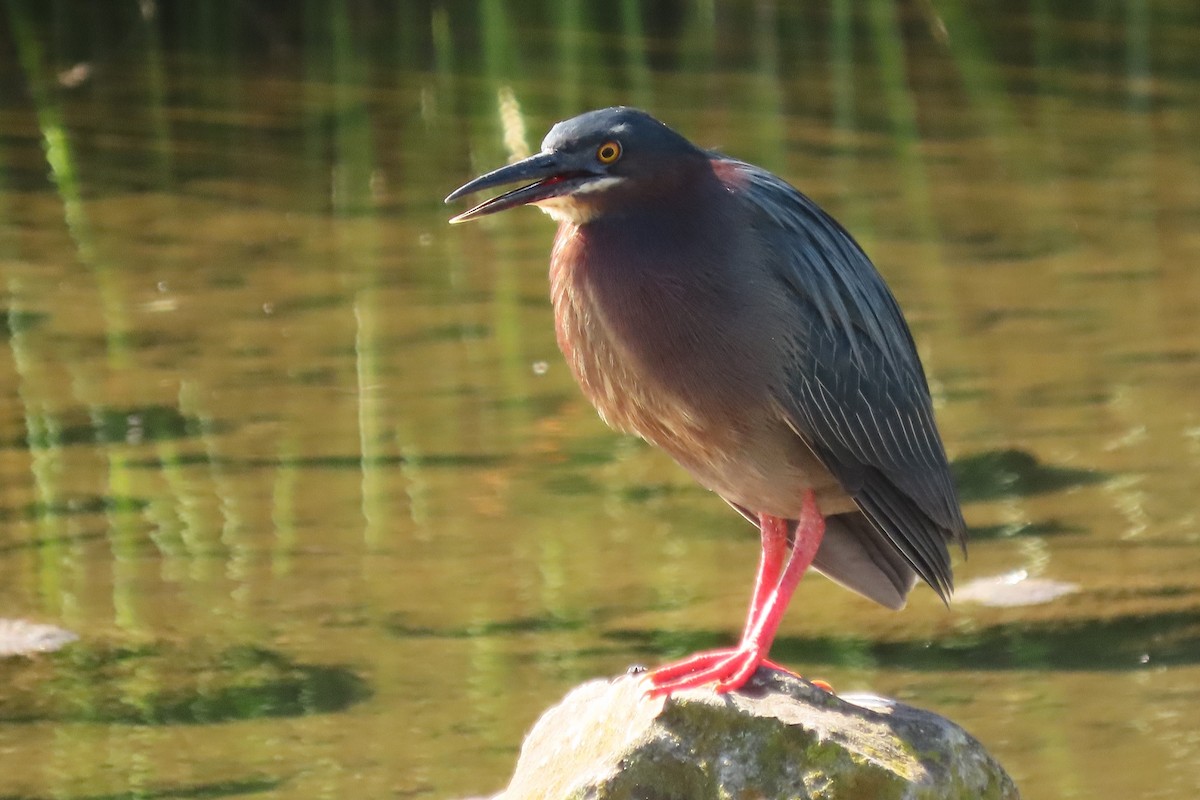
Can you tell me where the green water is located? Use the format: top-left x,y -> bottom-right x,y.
1,2 -> 1198,798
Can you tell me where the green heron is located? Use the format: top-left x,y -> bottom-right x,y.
446,107 -> 966,695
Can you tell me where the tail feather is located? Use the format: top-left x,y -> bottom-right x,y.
724,498 -> 921,610
810,512 -> 918,610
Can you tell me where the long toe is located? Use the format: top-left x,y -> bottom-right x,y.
646,648 -> 739,686
711,649 -> 764,693
645,646 -> 765,696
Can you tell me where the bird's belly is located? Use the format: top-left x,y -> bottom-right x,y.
574,352 -> 854,519
551,225 -> 855,520
659,412 -> 857,520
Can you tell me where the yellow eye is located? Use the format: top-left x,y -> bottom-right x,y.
596,141 -> 621,164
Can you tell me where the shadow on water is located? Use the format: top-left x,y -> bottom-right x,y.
0,531 -> 108,553
0,643 -> 370,725
0,778 -> 284,800
384,602 -> 683,640
386,613 -> 588,639
121,452 -> 510,470
951,449 -> 1109,502
966,519 -> 1084,542
11,405 -> 209,450
0,310 -> 47,338
540,446 -> 1108,505
385,592 -> 1200,673
0,496 -> 149,523
604,606 -> 1200,673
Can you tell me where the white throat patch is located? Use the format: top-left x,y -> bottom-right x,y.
534,176 -> 624,224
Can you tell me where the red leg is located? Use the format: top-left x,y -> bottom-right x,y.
645,516 -> 788,685
744,515 -> 789,636
712,500 -> 824,692
647,492 -> 826,696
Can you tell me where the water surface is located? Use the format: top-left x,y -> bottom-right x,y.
1,3 -> 1199,798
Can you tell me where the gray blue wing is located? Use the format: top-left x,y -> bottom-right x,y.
724,157 -> 966,601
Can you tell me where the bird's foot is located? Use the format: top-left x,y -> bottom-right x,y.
644,649 -> 833,696
644,648 -> 786,696
645,647 -> 758,696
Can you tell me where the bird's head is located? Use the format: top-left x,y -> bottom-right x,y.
446,107 -> 708,225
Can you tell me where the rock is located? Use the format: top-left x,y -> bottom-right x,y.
955,569 -> 1079,608
496,669 -> 1019,800
0,619 -> 78,658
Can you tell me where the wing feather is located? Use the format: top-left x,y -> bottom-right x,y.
723,156 -> 966,600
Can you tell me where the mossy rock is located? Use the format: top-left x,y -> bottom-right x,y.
498,670 -> 1019,800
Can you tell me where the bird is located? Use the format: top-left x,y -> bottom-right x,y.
445,107 -> 966,696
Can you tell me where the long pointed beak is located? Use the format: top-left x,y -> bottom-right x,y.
445,152 -> 594,224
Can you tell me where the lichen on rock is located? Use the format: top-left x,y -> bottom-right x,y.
496,669 -> 1019,800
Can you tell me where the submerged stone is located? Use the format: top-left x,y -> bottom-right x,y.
956,569 -> 1079,607
0,619 -> 78,657
496,670 -> 1019,800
